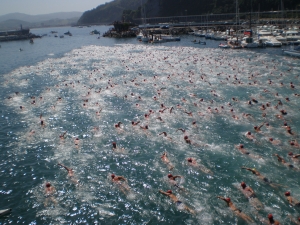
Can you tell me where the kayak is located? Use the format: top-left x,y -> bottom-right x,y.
0,208 -> 12,216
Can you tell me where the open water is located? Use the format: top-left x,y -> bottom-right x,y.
0,25 -> 300,224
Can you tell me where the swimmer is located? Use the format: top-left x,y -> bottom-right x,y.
287,215 -> 300,225
58,163 -> 79,184
288,152 -> 300,162
111,174 -> 130,194
289,140 -> 300,147
265,214 -> 281,225
161,152 -> 174,170
239,182 -> 264,210
159,190 -> 194,214
59,131 -> 67,140
74,137 -> 80,147
285,191 -> 300,207
167,174 -> 184,190
112,142 -> 124,152
268,138 -> 281,145
183,135 -> 192,144
176,128 -> 186,133
254,122 -> 265,132
245,131 -> 255,140
241,167 -> 280,188
274,154 -> 295,169
217,196 -> 253,222
187,158 -> 213,175
131,120 -> 140,126
235,144 -> 261,159
44,182 -> 57,206
159,132 -> 172,141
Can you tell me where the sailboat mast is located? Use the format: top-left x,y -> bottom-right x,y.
236,0 -> 239,41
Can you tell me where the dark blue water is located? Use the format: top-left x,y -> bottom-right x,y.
0,26 -> 299,224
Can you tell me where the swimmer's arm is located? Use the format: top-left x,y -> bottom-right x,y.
58,163 -> 71,171
241,167 -> 252,171
258,122 -> 265,129
217,196 -> 226,201
293,154 -> 300,158
118,176 -> 127,182
159,190 -> 168,195
173,175 -> 182,179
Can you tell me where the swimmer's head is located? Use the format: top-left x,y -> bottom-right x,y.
239,144 -> 244,148
46,182 -> 51,188
184,135 -> 189,140
187,158 -> 192,162
268,214 -> 273,219
241,182 -> 246,188
285,191 -> 291,196
166,190 -> 172,194
167,174 -> 173,178
112,142 -> 117,148
247,131 -> 251,135
111,174 -> 115,179
225,197 -> 231,202
288,152 -> 293,156
269,138 -> 273,141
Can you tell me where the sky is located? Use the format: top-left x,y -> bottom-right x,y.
0,0 -> 114,16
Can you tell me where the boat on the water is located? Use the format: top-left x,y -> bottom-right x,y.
218,43 -> 230,48
0,208 -> 11,216
282,45 -> 300,57
64,31 -> 72,36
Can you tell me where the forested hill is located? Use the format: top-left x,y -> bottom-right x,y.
77,0 -> 299,25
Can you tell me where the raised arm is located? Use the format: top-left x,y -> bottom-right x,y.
217,196 -> 226,201
159,190 -> 168,195
58,163 -> 71,171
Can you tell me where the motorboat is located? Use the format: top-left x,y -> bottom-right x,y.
282,45 -> 300,57
218,43 -> 230,48
64,31 -> 72,36
136,31 -> 143,40
241,37 -> 258,48
90,30 -> 100,35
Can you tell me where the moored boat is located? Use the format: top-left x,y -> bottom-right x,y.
282,46 -> 300,57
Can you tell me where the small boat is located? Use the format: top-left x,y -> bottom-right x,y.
90,30 -> 100,35
0,208 -> 12,216
29,38 -> 34,44
218,43 -> 230,48
282,45 -> 300,57
64,31 -> 72,36
50,31 -> 57,34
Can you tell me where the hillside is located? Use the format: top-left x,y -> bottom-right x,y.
78,0 -> 141,25
0,12 -> 82,23
78,0 -> 299,24
0,12 -> 82,31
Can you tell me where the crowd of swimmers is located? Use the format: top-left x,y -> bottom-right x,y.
8,44 -> 300,223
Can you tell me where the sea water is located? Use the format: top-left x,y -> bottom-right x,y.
0,26 -> 299,224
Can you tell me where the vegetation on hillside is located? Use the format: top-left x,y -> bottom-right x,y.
78,0 -> 300,25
